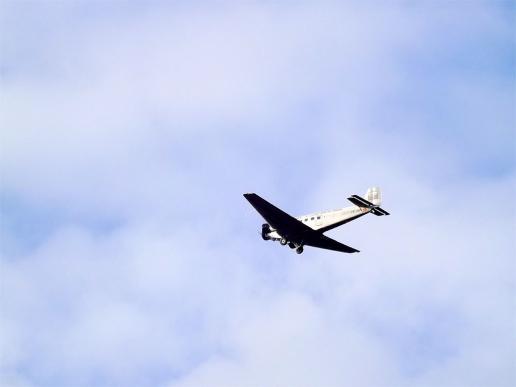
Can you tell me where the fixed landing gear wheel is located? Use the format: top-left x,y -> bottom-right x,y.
296,246 -> 304,254
280,238 -> 288,246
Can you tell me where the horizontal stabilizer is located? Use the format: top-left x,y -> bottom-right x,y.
371,207 -> 390,216
347,195 -> 375,208
348,195 -> 390,216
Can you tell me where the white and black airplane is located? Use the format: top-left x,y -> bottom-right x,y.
244,187 -> 389,254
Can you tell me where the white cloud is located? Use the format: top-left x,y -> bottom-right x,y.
1,1 -> 514,387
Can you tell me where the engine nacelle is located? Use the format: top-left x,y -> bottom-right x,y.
261,223 -> 271,240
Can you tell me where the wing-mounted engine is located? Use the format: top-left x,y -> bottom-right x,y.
261,223 -> 271,240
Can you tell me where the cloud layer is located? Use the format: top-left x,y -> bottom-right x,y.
1,2 -> 514,387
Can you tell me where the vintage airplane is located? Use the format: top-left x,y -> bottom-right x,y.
244,187 -> 389,254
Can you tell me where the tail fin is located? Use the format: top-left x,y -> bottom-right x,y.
347,187 -> 390,216
365,187 -> 382,206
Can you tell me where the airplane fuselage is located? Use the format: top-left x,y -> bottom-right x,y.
266,205 -> 370,241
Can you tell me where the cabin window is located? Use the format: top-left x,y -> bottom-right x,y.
304,218 -> 308,222
317,216 -> 321,219
311,217 -> 314,220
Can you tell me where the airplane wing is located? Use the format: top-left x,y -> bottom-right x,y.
243,193 -> 312,240
243,193 -> 359,253
303,234 -> 359,253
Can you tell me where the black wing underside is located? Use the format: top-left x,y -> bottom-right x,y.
243,193 -> 359,253
303,233 -> 360,253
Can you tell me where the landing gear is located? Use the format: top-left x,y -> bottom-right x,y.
296,246 -> 304,254
288,242 -> 296,249
280,238 -> 288,246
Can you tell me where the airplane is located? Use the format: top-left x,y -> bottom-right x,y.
243,187 -> 389,254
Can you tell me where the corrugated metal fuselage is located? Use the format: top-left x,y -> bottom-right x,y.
266,205 -> 370,241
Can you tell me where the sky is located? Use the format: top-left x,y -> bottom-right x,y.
0,1 -> 515,387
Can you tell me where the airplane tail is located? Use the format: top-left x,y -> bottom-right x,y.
347,187 -> 390,216
365,187 -> 382,206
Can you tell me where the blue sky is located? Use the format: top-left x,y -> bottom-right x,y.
1,1 -> 515,387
